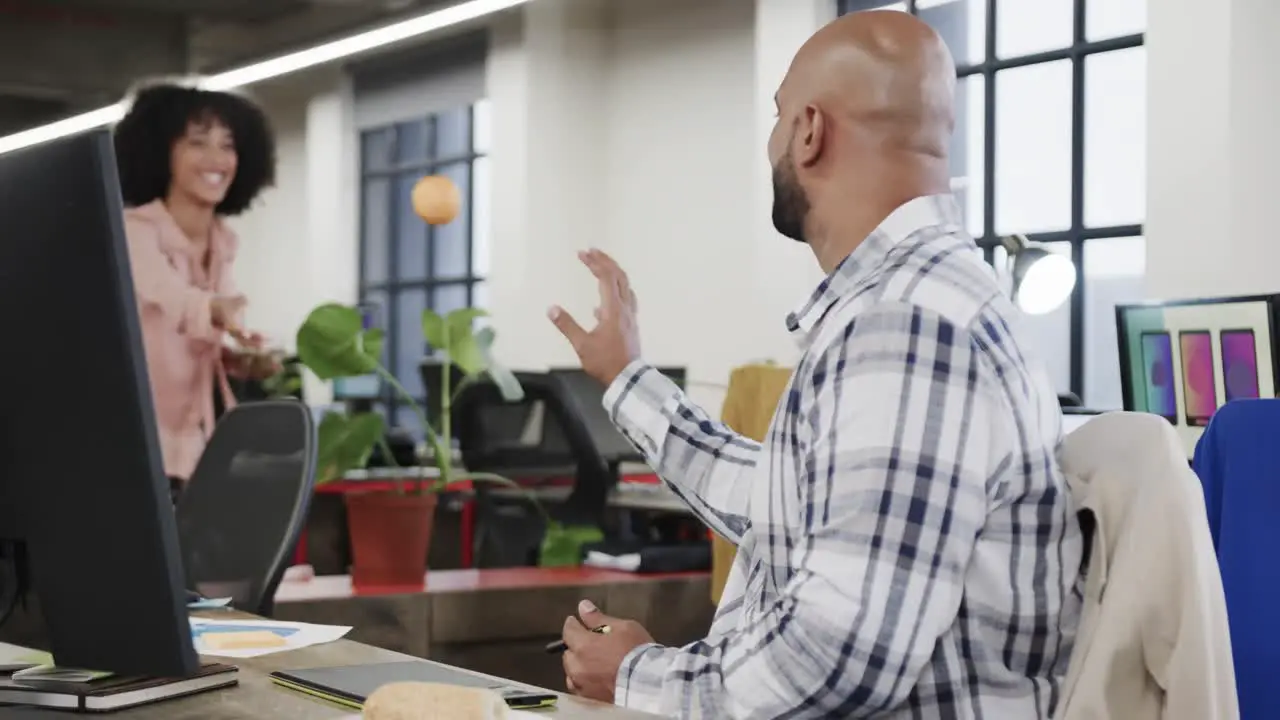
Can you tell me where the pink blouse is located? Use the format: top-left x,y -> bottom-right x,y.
123,200 -> 239,480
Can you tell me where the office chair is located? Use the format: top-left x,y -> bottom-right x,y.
453,372 -> 616,566
174,400 -> 317,617
1193,399 -> 1280,720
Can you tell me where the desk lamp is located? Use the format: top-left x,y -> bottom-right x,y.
1001,233 -> 1077,315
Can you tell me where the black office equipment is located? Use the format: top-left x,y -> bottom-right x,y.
455,370 -> 626,521
547,366 -> 687,463
0,130 -> 203,680
452,372 -> 585,566
452,367 -> 687,566
547,368 -> 644,464
175,400 -> 317,617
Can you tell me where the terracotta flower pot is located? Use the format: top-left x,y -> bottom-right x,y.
345,491 -> 438,587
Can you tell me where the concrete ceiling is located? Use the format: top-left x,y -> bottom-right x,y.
0,0 -> 443,135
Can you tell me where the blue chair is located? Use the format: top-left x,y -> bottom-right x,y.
1192,399 -> 1280,719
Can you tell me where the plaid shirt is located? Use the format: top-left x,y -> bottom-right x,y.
602,195 -> 1082,718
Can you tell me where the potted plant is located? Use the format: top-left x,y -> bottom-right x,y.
295,303 -> 596,585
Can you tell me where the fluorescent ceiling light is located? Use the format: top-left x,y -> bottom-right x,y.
0,0 -> 530,155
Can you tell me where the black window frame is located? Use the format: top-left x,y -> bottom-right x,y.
356,105 -> 486,435
836,0 -> 1144,401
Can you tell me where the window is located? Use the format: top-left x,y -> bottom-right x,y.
357,100 -> 491,435
836,0 -> 1146,409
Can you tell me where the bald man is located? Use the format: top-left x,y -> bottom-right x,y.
549,11 -> 1081,719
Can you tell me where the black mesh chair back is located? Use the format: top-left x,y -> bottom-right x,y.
453,371 -> 579,479
175,400 -> 316,617
454,372 -> 623,565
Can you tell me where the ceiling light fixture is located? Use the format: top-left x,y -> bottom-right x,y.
0,0 -> 530,155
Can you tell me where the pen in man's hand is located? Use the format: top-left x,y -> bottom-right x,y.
545,624 -> 611,654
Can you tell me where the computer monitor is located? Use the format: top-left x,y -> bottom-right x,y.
548,369 -> 643,464
546,367 -> 688,465
0,130 -> 199,678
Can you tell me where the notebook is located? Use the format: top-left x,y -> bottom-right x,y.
0,663 -> 237,712
270,661 -> 557,711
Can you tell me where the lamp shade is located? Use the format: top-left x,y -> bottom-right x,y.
411,175 -> 460,225
1000,235 -> 1076,315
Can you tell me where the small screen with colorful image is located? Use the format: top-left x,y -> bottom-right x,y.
1139,331 -> 1177,421
1220,329 -> 1261,402
1179,331 -> 1218,426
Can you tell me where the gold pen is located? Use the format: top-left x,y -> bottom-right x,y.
545,624 -> 611,654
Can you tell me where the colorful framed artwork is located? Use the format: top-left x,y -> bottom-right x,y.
1117,294 -> 1280,456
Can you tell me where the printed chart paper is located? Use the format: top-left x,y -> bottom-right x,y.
190,617 -> 351,659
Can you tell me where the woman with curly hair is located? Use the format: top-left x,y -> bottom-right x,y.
114,82 -> 278,485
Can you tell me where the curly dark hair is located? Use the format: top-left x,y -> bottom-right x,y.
113,83 -> 276,216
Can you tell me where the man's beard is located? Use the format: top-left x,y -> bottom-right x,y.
771,159 -> 809,244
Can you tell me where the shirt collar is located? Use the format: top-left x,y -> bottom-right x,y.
785,194 -> 963,343
132,199 -> 235,261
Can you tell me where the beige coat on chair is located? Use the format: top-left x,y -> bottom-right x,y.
1056,412 -> 1238,720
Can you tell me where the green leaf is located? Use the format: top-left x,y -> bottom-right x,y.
449,336 -> 486,376
446,308 -> 488,342
265,374 -> 302,397
297,304 -> 380,379
472,327 -> 523,402
421,309 -> 447,349
314,411 -> 385,484
363,327 -> 385,364
438,308 -> 489,376
538,523 -> 604,568
474,326 -> 496,354
487,363 -> 524,402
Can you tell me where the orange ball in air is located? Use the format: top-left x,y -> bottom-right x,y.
411,175 -> 461,225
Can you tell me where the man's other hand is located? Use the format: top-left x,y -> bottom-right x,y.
547,249 -> 642,388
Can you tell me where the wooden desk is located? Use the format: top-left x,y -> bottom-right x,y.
274,568 -> 714,691
31,615 -> 661,719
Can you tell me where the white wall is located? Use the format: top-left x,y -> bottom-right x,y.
485,0 -> 612,375
601,0 -> 761,401
750,0 -> 835,358
232,0 -> 838,410
1146,0 -> 1280,299
489,0 -> 833,410
219,0 -> 1280,415
229,67 -> 357,404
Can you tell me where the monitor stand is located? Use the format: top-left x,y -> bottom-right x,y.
0,578 -> 238,712
558,460 -> 614,528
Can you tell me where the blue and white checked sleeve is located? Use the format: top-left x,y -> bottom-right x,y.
612,303 -> 1006,718
603,361 -> 760,543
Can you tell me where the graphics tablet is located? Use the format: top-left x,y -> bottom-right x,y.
270,661 -> 557,711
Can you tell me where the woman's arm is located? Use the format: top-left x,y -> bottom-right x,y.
124,215 -> 228,342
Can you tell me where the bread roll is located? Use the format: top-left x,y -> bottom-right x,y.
363,682 -> 507,720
